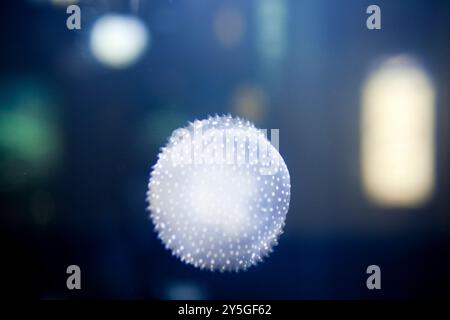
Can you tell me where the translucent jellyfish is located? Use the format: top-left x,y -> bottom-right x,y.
147,115 -> 290,271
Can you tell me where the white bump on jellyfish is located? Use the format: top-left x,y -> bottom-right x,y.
147,115 -> 290,272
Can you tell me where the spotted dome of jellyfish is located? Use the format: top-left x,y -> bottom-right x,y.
147,115 -> 290,271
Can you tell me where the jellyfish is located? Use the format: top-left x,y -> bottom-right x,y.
147,115 -> 290,271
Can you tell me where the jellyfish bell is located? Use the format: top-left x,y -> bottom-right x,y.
147,115 -> 290,272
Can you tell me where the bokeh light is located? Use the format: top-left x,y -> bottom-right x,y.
30,190 -> 55,226
90,14 -> 149,69
28,0 -> 78,6
137,110 -> 190,149
50,0 -> 78,6
0,78 -> 61,190
231,84 -> 268,123
214,6 -> 245,48
164,282 -> 207,300
256,0 -> 287,67
361,56 -> 435,207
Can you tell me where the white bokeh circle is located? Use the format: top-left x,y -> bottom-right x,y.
147,115 -> 290,271
90,14 -> 149,69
